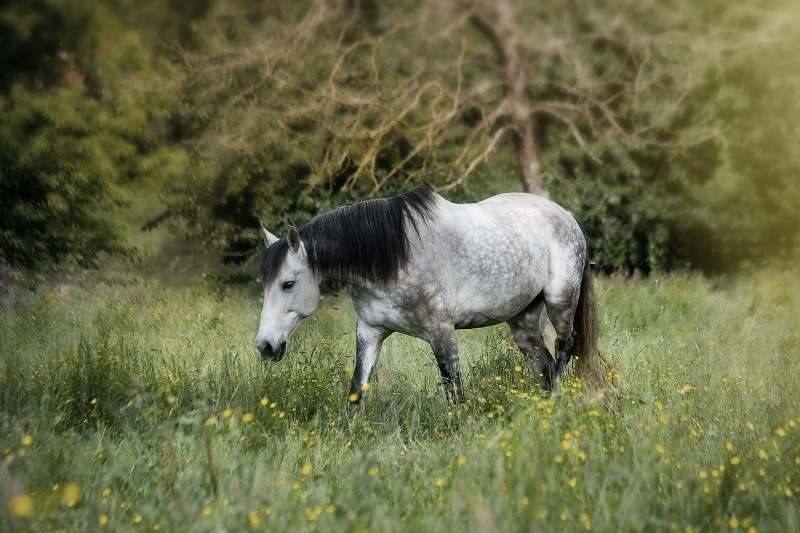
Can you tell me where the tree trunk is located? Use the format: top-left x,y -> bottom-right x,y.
471,0 -> 548,196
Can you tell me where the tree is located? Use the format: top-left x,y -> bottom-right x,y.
159,0 -> 797,271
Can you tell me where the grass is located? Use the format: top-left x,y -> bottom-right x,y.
1,269 -> 799,532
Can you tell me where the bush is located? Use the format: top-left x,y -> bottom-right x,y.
0,86 -> 127,268
0,0 -> 188,269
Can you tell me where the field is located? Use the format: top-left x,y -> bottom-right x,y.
1,269 -> 799,532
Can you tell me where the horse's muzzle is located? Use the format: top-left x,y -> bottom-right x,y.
258,341 -> 286,362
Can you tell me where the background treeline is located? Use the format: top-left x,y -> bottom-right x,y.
1,0 -> 798,273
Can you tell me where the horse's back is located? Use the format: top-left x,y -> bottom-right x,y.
450,192 -> 586,261
478,193 -> 582,240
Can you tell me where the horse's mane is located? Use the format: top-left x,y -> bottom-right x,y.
262,185 -> 437,285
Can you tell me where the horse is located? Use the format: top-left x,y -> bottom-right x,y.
256,185 -> 606,413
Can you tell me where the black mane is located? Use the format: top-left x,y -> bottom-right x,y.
262,185 -> 437,285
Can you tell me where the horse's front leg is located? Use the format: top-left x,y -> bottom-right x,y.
347,321 -> 388,418
429,326 -> 464,403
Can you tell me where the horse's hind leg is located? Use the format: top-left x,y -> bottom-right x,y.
544,285 -> 579,382
509,294 -> 555,392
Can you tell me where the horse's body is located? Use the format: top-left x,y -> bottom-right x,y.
257,186 -> 603,410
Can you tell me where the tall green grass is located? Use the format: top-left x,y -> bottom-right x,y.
1,270 -> 798,531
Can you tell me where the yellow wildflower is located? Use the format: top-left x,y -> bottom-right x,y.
102,487 -> 112,498
62,483 -> 80,507
242,413 -> 254,423
729,516 -> 739,529
367,467 -> 379,477
260,398 -> 268,406
730,456 -> 741,465
568,477 -> 577,488
9,494 -> 33,518
133,514 -> 143,524
99,514 -> 109,526
655,443 -> 665,455
301,463 -> 312,476
248,511 -> 261,527
222,408 -> 233,419
21,434 -> 33,447
758,449 -> 768,460
457,455 -> 467,465
725,442 -> 735,452
202,505 -> 213,517
580,512 -> 592,531
434,478 -> 446,487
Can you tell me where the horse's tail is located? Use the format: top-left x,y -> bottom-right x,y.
573,259 -> 609,388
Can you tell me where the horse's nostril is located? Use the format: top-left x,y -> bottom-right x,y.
258,340 -> 285,362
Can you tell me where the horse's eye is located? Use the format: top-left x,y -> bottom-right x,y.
281,281 -> 295,291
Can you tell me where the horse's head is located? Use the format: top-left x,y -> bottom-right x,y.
256,226 -> 321,362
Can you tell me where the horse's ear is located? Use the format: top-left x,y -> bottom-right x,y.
261,226 -> 279,248
287,226 -> 301,252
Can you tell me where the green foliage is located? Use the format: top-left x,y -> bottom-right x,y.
0,86 -> 127,268
165,0 -> 473,259
535,0 -> 800,272
0,1 -> 188,269
680,24 -> 800,270
0,0 -> 100,90
1,0 -> 798,271
1,271 -> 799,529
160,0 -> 799,271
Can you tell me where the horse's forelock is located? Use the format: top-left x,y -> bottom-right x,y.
261,238 -> 290,286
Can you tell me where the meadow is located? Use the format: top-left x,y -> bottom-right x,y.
1,268 -> 799,532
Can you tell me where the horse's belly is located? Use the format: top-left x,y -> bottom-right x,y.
451,286 -> 535,329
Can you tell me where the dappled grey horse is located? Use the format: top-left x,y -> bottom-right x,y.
256,185 -> 603,412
